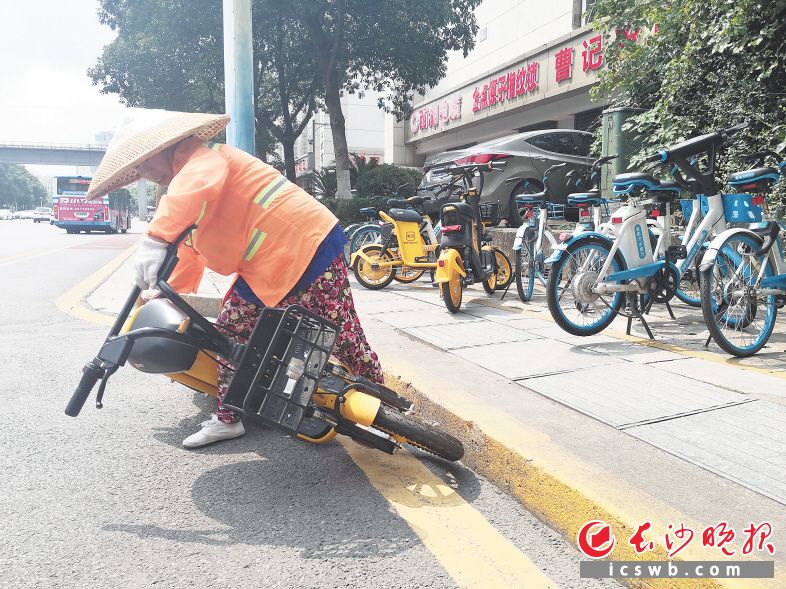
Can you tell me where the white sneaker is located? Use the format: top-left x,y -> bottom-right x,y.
183,415 -> 245,448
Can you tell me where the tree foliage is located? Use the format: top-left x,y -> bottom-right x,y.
592,0 -> 786,166
272,0 -> 482,198
89,0 -> 320,169
354,164 -> 421,199
0,165 -> 48,210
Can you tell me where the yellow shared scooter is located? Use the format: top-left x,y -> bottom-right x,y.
434,162 -> 513,312
351,191 -> 450,290
65,226 -> 464,462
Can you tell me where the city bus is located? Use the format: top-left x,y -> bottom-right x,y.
52,176 -> 131,234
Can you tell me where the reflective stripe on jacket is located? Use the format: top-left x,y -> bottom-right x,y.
148,138 -> 338,307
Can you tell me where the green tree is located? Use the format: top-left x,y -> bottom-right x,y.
272,0 -> 482,199
89,0 -> 320,171
0,165 -> 48,210
592,0 -> 786,166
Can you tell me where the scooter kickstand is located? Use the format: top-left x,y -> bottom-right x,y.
665,301 -> 676,320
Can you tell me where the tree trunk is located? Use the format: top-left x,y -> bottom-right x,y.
323,72 -> 352,200
281,138 -> 297,181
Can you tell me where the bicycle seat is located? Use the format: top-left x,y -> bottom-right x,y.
388,208 -> 423,223
407,196 -> 425,207
652,180 -> 681,193
612,172 -> 663,194
515,192 -> 547,205
567,190 -> 603,206
387,198 -> 409,208
359,207 -> 377,216
727,167 -> 780,187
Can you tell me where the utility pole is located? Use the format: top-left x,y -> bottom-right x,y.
223,0 -> 255,155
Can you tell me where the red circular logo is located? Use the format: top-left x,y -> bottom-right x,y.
577,520 -> 616,559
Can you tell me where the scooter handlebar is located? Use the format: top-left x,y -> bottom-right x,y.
65,361 -> 103,417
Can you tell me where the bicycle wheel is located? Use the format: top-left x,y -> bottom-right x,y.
700,233 -> 777,357
353,245 -> 396,290
675,252 -> 703,307
350,224 -> 382,255
546,236 -> 624,336
515,242 -> 535,302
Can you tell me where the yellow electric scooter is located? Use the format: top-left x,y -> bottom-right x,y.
351,192 -> 450,290
65,226 -> 464,462
434,162 -> 513,312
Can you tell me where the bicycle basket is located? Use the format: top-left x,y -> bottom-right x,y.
223,305 -> 338,434
547,203 -> 566,220
691,194 -> 763,223
479,201 -> 502,224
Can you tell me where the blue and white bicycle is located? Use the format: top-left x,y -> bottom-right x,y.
545,122 -> 757,338
699,150 -> 786,356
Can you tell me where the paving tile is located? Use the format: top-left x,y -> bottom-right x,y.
403,322 -> 540,350
525,325 -> 619,347
520,364 -> 748,428
627,401 -> 786,504
354,297 -> 437,316
485,316 -> 555,331
449,338 -> 622,380
373,308 -> 483,329
575,340 -> 687,364
653,358 -> 786,397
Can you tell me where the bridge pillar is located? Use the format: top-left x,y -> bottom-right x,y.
137,178 -> 148,222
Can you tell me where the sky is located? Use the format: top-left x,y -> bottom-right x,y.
0,0 -> 128,176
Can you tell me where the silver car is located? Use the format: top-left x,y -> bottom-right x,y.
420,129 -> 594,227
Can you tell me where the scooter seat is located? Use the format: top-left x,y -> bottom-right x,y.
388,208 -> 423,223
359,207 -> 377,216
515,192 -> 547,205
567,191 -> 603,206
387,198 -> 409,208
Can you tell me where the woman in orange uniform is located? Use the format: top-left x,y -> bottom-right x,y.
87,109 -> 382,448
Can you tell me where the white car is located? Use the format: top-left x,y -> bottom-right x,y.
33,207 -> 53,223
0,209 -> 13,220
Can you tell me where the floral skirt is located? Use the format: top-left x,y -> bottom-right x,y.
215,255 -> 383,424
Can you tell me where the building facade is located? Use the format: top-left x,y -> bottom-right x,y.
385,0 -> 607,167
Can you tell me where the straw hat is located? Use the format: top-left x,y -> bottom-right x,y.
86,108 -> 230,200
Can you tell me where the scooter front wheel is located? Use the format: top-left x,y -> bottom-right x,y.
353,245 -> 396,290
373,405 -> 464,462
440,276 -> 463,313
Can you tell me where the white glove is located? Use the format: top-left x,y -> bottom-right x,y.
134,235 -> 168,289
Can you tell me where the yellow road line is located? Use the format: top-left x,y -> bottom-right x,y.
55,244 -> 138,326
340,439 -> 559,589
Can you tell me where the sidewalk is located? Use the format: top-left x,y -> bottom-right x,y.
87,259 -> 786,584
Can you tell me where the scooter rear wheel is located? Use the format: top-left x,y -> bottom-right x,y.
373,405 -> 464,462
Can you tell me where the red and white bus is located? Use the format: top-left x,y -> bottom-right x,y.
52,176 -> 131,234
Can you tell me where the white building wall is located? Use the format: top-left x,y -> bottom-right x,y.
421,0 -> 574,103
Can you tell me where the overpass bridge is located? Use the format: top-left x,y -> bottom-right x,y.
0,141 -> 152,220
0,142 -> 107,167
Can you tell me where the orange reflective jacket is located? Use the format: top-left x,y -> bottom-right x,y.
148,138 -> 338,307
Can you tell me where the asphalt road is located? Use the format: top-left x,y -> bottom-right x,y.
0,220 -> 618,589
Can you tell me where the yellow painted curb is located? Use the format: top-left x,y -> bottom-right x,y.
55,244 -> 138,326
